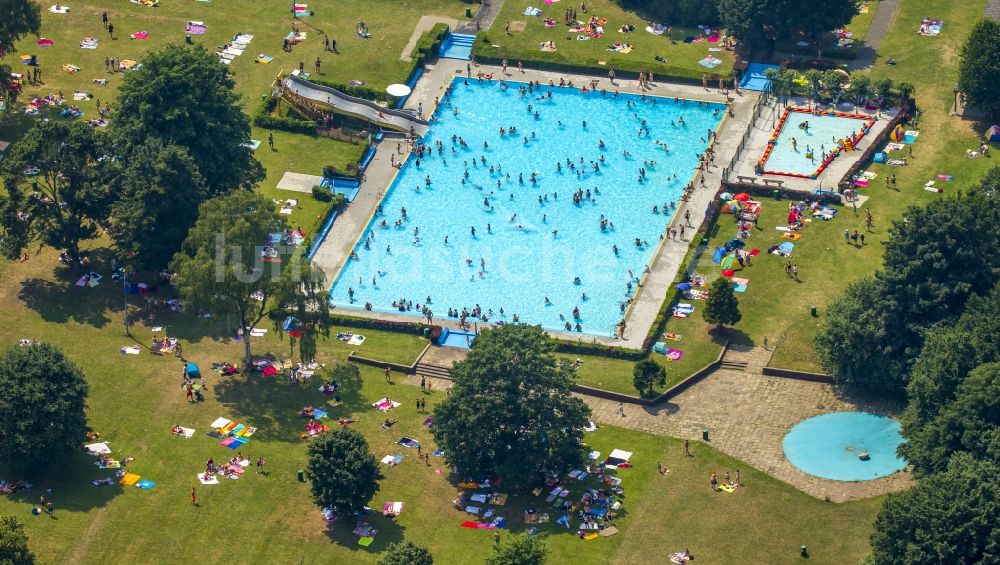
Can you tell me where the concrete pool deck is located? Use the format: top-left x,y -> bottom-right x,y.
311,58 -> 759,349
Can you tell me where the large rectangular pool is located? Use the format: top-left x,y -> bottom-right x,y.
330,78 -> 723,335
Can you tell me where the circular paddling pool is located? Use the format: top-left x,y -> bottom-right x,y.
782,412 -> 907,481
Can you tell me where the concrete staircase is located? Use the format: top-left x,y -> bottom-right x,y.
415,362 -> 451,381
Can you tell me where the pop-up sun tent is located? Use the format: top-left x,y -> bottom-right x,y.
987,125 -> 1000,142
712,246 -> 727,263
185,363 -> 201,378
720,254 -> 743,271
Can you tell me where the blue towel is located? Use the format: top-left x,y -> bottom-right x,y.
779,241 -> 795,254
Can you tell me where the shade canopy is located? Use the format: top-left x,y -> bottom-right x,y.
386,83 -> 411,97
733,192 -> 751,202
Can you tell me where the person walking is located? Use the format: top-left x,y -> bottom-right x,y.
684,209 -> 691,226
762,336 -> 769,350
843,228 -> 850,244
46,501 -> 54,516
684,439 -> 692,457
267,132 -> 274,151
494,531 -> 501,546
191,487 -> 197,505
710,471 -> 719,491
384,367 -> 391,382
102,11 -> 108,28
860,232 -> 865,246
616,402 -> 625,417
420,376 -> 426,391
851,230 -> 859,246
608,69 -> 616,85
107,22 -> 114,39
185,382 -> 194,402
315,57 -> 321,73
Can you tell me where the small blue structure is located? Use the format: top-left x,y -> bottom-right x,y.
740,62 -> 780,92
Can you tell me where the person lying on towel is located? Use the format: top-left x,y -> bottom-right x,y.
381,418 -> 397,429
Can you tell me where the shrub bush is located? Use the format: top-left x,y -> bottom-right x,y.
312,185 -> 332,202
252,94 -> 316,134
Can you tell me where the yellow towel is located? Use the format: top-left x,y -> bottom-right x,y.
120,473 -> 141,486
584,533 -> 600,540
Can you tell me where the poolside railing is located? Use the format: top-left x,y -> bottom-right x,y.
722,91 -> 773,182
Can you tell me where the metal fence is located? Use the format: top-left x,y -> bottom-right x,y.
722,91 -> 773,182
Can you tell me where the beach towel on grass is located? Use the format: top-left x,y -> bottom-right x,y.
177,427 -> 196,438
255,54 -> 273,64
397,437 -> 419,448
186,23 -> 207,35
136,479 -> 156,490
80,38 -> 98,49
120,473 -> 141,486
49,5 -> 70,13
130,31 -> 149,40
698,56 -> 722,69
120,345 -> 141,355
197,473 -> 219,485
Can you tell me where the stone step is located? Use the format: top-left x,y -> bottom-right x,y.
719,361 -> 748,370
415,363 -> 451,380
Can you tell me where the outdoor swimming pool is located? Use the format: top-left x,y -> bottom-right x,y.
330,78 -> 723,335
760,110 -> 874,177
783,412 -> 907,481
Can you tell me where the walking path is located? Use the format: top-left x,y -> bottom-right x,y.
848,0 -> 901,70
987,0 -> 1000,21
400,16 -> 461,62
405,344 -> 912,502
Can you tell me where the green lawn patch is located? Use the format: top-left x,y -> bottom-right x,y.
477,0 -> 734,83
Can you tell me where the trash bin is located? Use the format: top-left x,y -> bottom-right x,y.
297,469 -> 305,482
800,545 -> 808,557
423,327 -> 430,338
810,305 -> 818,317
465,7 -> 473,17
773,189 -> 780,200
185,34 -> 193,44
702,429 -> 709,442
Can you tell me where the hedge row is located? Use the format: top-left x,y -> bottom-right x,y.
306,78 -> 391,104
472,35 -> 722,85
553,339 -> 649,361
252,95 -> 316,134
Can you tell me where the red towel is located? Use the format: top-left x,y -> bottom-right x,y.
749,249 -> 761,256
460,521 -> 480,528
262,365 -> 278,376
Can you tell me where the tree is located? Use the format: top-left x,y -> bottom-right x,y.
846,73 -> 872,105
378,542 -> 433,565
901,282 -> 1000,474
0,121 -> 112,266
112,45 -> 263,196
702,277 -> 741,328
170,191 -> 330,364
107,141 -> 208,271
305,427 -> 383,516
958,18 -> 1000,118
431,325 -> 591,491
874,182 -> 1000,388
0,0 -> 41,50
717,0 -> 853,46
614,0 -> 719,28
0,515 -> 34,565
814,276 -> 904,396
633,359 -> 666,396
869,453 -> 1000,564
486,533 -> 547,565
0,343 -> 88,471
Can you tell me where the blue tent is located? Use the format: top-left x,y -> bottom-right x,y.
987,125 -> 1000,142
185,363 -> 201,378
712,247 -> 727,264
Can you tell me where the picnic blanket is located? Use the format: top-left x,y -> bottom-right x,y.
698,56 -> 723,69
118,60 -> 140,71
372,398 -> 401,412
197,473 -> 219,485
175,427 -> 196,438
397,437 -> 420,448
120,472 -> 141,486
380,454 -> 403,466
49,4 -> 70,13
186,22 -> 207,35
80,37 -> 98,49
120,345 -> 141,355
255,54 -> 273,64
130,31 -> 149,40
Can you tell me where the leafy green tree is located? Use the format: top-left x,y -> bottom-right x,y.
633,359 -> 666,396
486,533 -> 547,565
901,282 -> 1000,473
801,69 -> 824,100
0,343 -> 88,471
112,45 -> 263,196
958,18 -> 1000,118
614,0 -> 719,27
702,277 -> 741,328
870,453 -> 1000,564
306,427 -> 383,516
874,182 -> 1000,387
718,0 -> 853,45
0,0 -> 40,49
0,515 -> 34,565
170,191 -> 330,364
814,276 -> 902,396
897,82 -> 915,103
765,68 -> 798,103
378,541 -> 433,565
846,73 -> 872,105
0,121 -> 111,266
873,78 -> 894,102
431,325 -> 591,491
107,141 -> 208,271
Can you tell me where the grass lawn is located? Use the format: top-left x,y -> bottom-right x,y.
0,247 -> 883,564
478,0 -> 734,82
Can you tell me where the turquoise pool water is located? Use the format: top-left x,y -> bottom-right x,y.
783,412 -> 907,481
763,111 -> 870,175
330,79 -> 723,335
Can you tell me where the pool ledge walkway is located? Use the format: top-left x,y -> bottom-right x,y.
312,57 -> 759,349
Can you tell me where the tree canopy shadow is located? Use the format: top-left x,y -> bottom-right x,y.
1,451 -> 125,512
19,277 -> 114,328
323,510 -> 406,552
211,362 -> 364,443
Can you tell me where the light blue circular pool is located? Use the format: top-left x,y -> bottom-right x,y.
782,412 -> 907,481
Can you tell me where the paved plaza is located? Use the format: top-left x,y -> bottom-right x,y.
408,345 -> 912,502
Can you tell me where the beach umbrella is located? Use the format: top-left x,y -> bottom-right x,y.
676,282 -> 692,290
719,192 -> 732,200
734,192 -> 751,202
722,269 -> 735,277
386,84 -> 411,97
